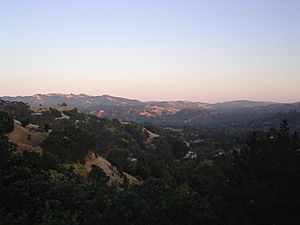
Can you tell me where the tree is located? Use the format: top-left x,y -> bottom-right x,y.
107,147 -> 129,172
87,165 -> 109,185
21,118 -> 30,127
279,119 -> 289,136
44,123 -> 51,132
222,120 -> 300,225
0,111 -> 14,135
40,201 -> 79,225
42,126 -> 96,162
171,140 -> 188,159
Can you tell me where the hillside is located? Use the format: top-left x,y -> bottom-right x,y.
6,119 -> 141,186
85,151 -> 141,186
0,101 -> 146,186
2,94 -> 300,126
6,120 -> 48,152
1,98 -> 300,225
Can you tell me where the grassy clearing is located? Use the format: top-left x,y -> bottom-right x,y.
7,120 -> 48,148
85,151 -> 141,186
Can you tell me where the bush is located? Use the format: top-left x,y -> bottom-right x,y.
87,165 -> 109,185
0,111 -> 14,134
44,123 -> 51,132
42,126 -> 96,162
21,118 -> 30,127
107,147 -> 129,172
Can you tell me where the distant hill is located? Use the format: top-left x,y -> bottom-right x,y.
2,94 -> 300,125
1,94 -> 212,122
2,93 -> 144,107
212,100 -> 275,111
2,93 -> 211,109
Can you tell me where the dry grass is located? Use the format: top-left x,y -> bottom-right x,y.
50,105 -> 73,112
55,113 -> 70,120
7,120 -> 48,148
85,151 -> 141,186
143,128 -> 160,144
31,105 -> 72,113
7,120 -> 141,186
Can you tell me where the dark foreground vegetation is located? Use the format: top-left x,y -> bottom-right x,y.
0,100 -> 299,225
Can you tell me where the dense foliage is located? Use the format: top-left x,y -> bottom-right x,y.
0,111 -> 14,135
0,101 -> 300,225
42,126 -> 96,162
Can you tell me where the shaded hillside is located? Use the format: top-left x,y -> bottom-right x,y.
212,100 -> 275,110
1,103 -> 299,225
2,94 -> 299,127
0,100 -> 184,185
85,151 -> 141,186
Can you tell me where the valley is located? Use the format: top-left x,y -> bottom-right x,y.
0,96 -> 299,225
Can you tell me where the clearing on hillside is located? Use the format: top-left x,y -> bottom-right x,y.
6,120 -> 48,152
143,128 -> 160,144
85,151 -> 141,186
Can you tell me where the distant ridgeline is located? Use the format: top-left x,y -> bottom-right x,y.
2,94 -> 300,130
0,98 -> 299,225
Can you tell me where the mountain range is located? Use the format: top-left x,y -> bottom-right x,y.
2,93 -> 300,125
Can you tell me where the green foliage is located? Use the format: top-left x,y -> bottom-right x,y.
63,163 -> 88,179
0,111 -> 14,135
63,108 -> 85,121
87,165 -> 109,185
21,118 -> 30,127
49,108 -> 62,118
0,100 -> 32,122
107,147 -> 129,172
0,105 -> 299,225
220,127 -> 300,225
42,126 -> 96,162
44,122 -> 51,131
40,201 -> 79,225
171,139 -> 188,159
198,160 -> 214,168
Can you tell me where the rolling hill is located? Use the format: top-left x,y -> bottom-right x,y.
2,94 -> 300,126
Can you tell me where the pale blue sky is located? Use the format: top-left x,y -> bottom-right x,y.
0,0 -> 299,102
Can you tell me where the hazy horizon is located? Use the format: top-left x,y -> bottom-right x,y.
2,92 -> 299,104
1,0 -> 299,103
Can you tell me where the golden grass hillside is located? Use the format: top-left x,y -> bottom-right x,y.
6,120 -> 48,152
6,120 -> 141,186
85,151 -> 141,186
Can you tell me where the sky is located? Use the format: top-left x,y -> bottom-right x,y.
0,0 -> 299,103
